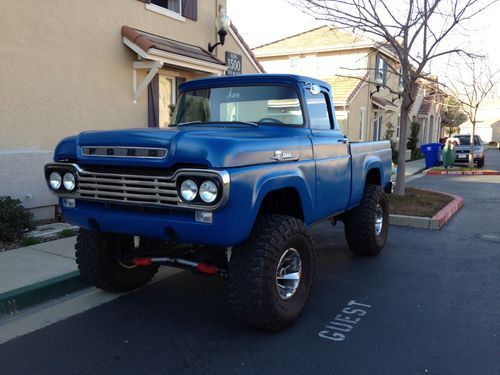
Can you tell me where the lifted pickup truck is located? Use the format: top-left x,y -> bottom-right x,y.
45,74 -> 392,331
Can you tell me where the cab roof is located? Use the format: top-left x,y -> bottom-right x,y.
179,74 -> 331,93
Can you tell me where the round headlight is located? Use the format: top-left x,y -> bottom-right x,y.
199,180 -> 218,203
63,172 -> 76,191
49,172 -> 62,190
180,179 -> 198,201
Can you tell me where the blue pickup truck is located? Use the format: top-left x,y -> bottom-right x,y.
45,74 -> 392,331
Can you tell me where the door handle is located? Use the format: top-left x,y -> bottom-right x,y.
338,136 -> 348,144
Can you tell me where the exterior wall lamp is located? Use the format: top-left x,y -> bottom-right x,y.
391,83 -> 405,103
370,76 -> 384,96
208,6 -> 230,53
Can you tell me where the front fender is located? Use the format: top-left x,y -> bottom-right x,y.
225,161 -> 316,243
253,168 -> 315,224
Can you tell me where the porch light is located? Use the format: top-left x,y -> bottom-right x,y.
371,76 -> 384,96
208,6 -> 230,53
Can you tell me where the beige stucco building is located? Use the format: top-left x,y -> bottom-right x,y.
253,26 -> 402,143
408,78 -> 444,147
459,99 -> 500,143
253,26 -> 443,158
0,0 -> 262,219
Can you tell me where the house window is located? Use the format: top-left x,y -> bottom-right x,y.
373,116 -> 382,141
375,55 -> 387,86
151,0 -> 181,13
289,57 -> 299,68
397,116 -> 400,138
359,107 -> 366,140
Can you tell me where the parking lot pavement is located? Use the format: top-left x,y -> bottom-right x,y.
0,211 -> 499,374
1,152 -> 498,375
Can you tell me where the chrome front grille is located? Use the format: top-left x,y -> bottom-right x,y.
76,170 -> 180,207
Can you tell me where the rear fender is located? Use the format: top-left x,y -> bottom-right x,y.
350,158 -> 384,207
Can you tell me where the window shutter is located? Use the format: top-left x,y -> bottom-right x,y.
148,75 -> 159,127
182,0 -> 197,20
383,60 -> 388,86
175,77 -> 186,98
375,55 -> 381,82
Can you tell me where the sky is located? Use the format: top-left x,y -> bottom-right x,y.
227,0 -> 500,84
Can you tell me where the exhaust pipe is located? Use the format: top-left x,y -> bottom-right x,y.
133,256 -> 219,275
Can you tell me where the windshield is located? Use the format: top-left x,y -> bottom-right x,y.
457,135 -> 480,146
171,85 -> 303,126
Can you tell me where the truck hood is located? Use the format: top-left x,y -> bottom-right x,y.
66,126 -> 309,168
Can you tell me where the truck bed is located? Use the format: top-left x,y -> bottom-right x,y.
348,140 -> 392,208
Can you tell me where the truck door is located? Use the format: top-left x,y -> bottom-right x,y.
306,88 -> 351,220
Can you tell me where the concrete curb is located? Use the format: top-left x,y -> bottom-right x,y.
0,271 -> 87,319
431,193 -> 464,229
389,192 -> 464,230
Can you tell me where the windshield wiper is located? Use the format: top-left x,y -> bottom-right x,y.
173,121 -> 202,127
226,121 -> 259,127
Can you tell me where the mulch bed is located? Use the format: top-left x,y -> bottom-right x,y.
389,187 -> 454,217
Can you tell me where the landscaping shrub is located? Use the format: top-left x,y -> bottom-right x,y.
383,122 -> 398,163
407,121 -> 421,160
0,196 -> 35,242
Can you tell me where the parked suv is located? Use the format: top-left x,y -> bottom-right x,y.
454,135 -> 485,167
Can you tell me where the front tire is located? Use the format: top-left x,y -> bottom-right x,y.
228,215 -> 315,331
343,184 -> 389,256
75,229 -> 158,292
477,157 -> 484,168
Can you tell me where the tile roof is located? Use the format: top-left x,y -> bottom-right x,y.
253,26 -> 372,55
322,76 -> 366,104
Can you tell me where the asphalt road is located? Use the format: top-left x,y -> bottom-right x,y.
1,150 -> 499,375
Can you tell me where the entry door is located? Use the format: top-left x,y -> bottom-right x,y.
159,75 -> 176,127
307,90 -> 351,220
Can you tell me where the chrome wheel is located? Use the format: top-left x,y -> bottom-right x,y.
276,248 -> 302,300
374,204 -> 383,236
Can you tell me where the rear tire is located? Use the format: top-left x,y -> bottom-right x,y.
343,184 -> 389,256
75,229 -> 158,292
228,214 -> 315,331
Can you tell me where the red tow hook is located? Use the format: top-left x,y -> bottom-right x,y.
133,257 -> 152,266
196,262 -> 219,275
133,257 -> 219,275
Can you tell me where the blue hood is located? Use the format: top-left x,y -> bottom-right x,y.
55,126 -> 311,168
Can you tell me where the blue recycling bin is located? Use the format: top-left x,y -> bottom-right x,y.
421,143 -> 442,169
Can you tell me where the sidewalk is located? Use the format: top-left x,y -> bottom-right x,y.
0,237 -> 83,318
403,158 -> 426,177
0,159 -> 429,319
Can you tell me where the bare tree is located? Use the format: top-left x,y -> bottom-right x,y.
448,57 -> 499,167
441,96 -> 467,137
292,0 -> 496,195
